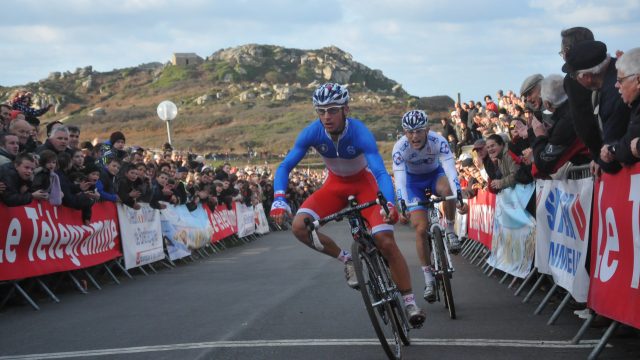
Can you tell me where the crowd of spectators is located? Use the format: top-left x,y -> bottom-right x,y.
0,89 -> 325,225
442,28 -> 639,203
1,27 -> 638,225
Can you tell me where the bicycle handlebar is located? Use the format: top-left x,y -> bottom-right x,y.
399,192 -> 463,217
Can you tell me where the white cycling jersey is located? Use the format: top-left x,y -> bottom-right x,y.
392,131 -> 460,202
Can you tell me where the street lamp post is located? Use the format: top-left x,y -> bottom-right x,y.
156,100 -> 178,146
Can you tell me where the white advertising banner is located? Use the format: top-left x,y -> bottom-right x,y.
486,183 -> 536,278
254,203 -> 270,235
535,178 -> 592,302
117,203 -> 165,269
235,202 -> 256,238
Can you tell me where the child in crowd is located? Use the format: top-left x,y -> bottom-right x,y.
97,157 -> 120,202
117,162 -> 143,210
31,150 -> 63,206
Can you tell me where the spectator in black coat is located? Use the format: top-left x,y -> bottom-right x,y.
603,48 -> 640,166
0,152 -> 48,206
117,162 -> 143,209
57,152 -> 97,223
563,40 -> 630,174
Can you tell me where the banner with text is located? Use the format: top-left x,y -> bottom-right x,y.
0,201 -> 121,281
205,204 -> 237,243
254,203 -> 270,235
235,202 -> 256,238
589,166 -> 640,329
535,178 -> 592,302
486,183 -> 536,278
117,203 -> 165,269
467,189 -> 496,248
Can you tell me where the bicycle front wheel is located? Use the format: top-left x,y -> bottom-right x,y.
351,241 -> 403,360
433,227 -> 456,319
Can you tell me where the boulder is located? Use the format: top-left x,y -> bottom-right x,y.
89,107 -> 106,117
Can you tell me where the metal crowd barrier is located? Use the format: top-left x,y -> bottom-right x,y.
460,163 -> 634,359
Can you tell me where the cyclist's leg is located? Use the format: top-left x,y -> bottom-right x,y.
290,176 -> 347,258
409,210 -> 431,267
435,174 -> 456,227
435,174 -> 461,252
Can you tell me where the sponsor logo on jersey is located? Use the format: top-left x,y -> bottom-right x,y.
346,145 -> 356,155
393,151 -> 403,165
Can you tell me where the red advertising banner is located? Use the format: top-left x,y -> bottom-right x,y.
589,164 -> 640,329
0,201 -> 122,281
205,204 -> 237,243
467,189 -> 496,249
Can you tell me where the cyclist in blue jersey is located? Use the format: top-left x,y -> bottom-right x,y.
270,83 -> 425,327
392,110 -> 468,303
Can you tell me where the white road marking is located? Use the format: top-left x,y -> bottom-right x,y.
0,338 -> 603,359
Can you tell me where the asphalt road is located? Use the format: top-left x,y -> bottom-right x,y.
0,223 -> 638,360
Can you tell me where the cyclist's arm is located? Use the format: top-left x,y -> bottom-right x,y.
360,128 -> 395,203
273,130 -> 312,197
391,142 -> 409,205
438,138 -> 462,197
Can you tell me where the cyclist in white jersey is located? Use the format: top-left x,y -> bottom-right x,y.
392,110 -> 468,303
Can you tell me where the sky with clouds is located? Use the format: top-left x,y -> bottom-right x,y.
2,0 -> 639,102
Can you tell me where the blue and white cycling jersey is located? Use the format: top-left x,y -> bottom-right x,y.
273,118 -> 395,203
392,131 -> 461,205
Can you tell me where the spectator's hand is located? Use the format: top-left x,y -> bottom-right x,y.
0,181 -> 5,194
162,187 -> 173,196
532,117 -> 547,137
600,145 -> 615,163
133,202 -> 141,210
590,160 -> 602,178
270,196 -> 291,225
129,190 -> 141,199
32,189 -> 49,200
490,179 -> 502,190
79,180 -> 92,191
380,202 -> 398,225
616,49 -> 625,58
515,121 -> 529,139
85,191 -> 100,200
631,138 -> 640,158
456,202 -> 469,215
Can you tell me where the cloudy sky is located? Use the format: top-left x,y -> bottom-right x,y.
2,0 -> 639,102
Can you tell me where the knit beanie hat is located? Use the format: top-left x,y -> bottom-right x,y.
110,131 -> 126,144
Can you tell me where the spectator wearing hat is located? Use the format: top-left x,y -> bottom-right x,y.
530,75 -> 590,179
100,131 -> 127,165
565,40 -> 631,174
520,73 -> 544,121
559,27 -> 602,160
603,48 -> 640,166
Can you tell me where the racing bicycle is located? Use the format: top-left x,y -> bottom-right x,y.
400,190 -> 461,320
305,192 -> 411,360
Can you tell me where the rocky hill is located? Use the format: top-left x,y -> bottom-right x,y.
0,44 -> 454,157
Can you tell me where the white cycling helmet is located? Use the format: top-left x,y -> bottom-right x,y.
312,83 -> 349,106
401,110 -> 429,130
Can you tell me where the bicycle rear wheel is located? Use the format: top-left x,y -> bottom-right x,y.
351,241 -> 403,360
433,227 -> 456,319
